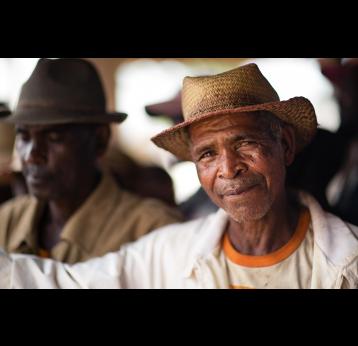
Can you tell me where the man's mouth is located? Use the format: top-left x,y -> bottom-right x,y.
24,165 -> 50,184
26,174 -> 49,185
222,184 -> 259,197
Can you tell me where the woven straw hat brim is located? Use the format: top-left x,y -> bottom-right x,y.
152,96 -> 317,161
3,108 -> 127,125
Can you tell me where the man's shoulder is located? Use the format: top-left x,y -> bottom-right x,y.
97,173 -> 183,223
0,195 -> 38,244
119,187 -> 169,209
313,209 -> 358,267
117,210 -> 225,287
118,188 -> 183,222
124,212 -> 218,256
297,191 -> 358,269
0,195 -> 36,218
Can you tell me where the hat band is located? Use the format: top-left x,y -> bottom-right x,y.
183,94 -> 280,120
17,101 -> 105,114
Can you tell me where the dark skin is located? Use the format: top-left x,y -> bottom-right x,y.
189,113 -> 300,256
15,123 -> 110,251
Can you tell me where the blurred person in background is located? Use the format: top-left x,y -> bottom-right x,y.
0,58 -> 182,264
145,91 -> 218,219
320,58 -> 358,226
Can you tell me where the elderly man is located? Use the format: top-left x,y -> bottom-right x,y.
0,63 -> 357,288
0,58 -> 182,264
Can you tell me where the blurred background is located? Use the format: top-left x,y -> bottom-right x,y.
1,58 -> 356,224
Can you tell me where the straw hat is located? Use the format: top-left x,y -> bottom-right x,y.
2,58 -> 127,125
151,63 -> 318,161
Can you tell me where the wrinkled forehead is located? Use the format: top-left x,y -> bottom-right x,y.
188,112 -> 269,143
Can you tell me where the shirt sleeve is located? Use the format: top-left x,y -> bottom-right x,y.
0,249 -> 128,289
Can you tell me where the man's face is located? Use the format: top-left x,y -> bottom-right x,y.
189,113 -> 294,223
15,124 -> 99,201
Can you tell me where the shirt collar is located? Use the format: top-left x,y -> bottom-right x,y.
183,190 -> 358,279
183,208 -> 229,278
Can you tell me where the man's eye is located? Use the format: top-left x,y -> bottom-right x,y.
236,141 -> 256,149
199,150 -> 215,161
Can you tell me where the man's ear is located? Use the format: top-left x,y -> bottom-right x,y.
95,124 -> 111,158
281,125 -> 296,166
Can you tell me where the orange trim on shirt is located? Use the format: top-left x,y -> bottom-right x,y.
230,284 -> 255,289
38,248 -> 51,259
223,208 -> 311,268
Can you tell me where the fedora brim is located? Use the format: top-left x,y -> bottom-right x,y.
0,107 -> 11,118
145,92 -> 182,118
145,102 -> 178,118
3,108 -> 127,125
145,100 -> 182,119
151,97 -> 318,161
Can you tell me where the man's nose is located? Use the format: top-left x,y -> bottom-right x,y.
21,140 -> 47,165
218,149 -> 247,179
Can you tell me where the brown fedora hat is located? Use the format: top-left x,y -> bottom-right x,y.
145,91 -> 182,120
2,58 -> 127,125
151,63 -> 318,161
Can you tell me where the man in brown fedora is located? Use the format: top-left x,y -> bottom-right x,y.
319,58 -> 358,225
0,63 -> 357,288
0,58 -> 181,264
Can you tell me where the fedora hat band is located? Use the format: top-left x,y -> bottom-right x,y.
17,100 -> 105,114
184,94 -> 280,121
